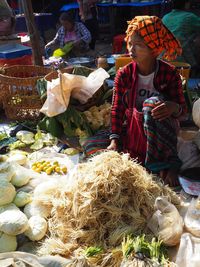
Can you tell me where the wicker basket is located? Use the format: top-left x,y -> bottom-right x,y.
44,66 -> 106,111
1,65 -> 52,120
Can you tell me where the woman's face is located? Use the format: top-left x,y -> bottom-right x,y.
61,20 -> 74,31
127,34 -> 155,64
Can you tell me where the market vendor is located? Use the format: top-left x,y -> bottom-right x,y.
162,0 -> 200,77
107,15 -> 187,187
0,0 -> 15,36
45,12 -> 91,57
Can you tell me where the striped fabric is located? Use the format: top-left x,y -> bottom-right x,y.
143,96 -> 182,172
125,16 -> 182,61
82,130 -> 110,156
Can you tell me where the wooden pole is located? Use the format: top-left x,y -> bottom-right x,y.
21,0 -> 43,66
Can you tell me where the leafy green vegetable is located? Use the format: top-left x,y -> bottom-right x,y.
84,246 -> 103,257
56,106 -> 93,138
0,132 -> 8,141
38,117 -> 63,138
121,235 -> 168,264
9,140 -> 26,150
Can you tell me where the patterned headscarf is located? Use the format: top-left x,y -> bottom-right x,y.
125,16 -> 182,60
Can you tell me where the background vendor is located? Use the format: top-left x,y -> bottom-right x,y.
45,12 -> 91,57
0,0 -> 15,36
162,0 -> 200,77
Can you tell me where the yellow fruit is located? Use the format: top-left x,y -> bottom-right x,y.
32,162 -> 37,167
43,167 -> 48,172
55,166 -> 61,173
36,163 -> 41,168
46,168 -> 52,175
35,168 -> 41,173
62,167 -> 68,174
32,166 -> 37,171
53,161 -> 59,166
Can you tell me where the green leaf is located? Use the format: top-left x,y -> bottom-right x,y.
84,246 -> 103,257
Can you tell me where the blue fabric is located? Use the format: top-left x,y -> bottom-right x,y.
60,1 -> 162,11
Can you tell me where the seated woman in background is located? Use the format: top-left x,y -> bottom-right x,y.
107,16 -> 187,187
0,0 -> 15,36
162,0 -> 200,77
45,12 -> 91,57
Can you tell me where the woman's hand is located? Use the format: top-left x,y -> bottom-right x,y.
107,139 -> 118,151
151,101 -> 179,121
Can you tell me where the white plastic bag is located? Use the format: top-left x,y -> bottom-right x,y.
147,197 -> 183,246
40,73 -> 73,117
176,233 -> 200,267
177,137 -> 200,171
40,68 -> 109,117
184,197 -> 200,237
192,98 -> 200,129
71,67 -> 109,103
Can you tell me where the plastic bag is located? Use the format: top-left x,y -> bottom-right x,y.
184,197 -> 200,237
40,68 -> 109,117
175,233 -> 200,267
53,42 -> 73,58
192,98 -> 200,129
0,251 -> 70,267
147,197 -> 183,246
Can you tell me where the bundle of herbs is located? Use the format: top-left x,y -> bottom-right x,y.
39,151 -> 179,265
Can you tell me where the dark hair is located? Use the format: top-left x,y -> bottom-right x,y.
173,0 -> 190,9
59,12 -> 74,24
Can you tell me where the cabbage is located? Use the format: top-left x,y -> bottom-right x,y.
0,232 -> 17,252
62,148 -> 79,155
0,208 -> 28,235
24,201 -> 51,219
0,180 -> 16,206
0,203 -> 19,214
13,191 -> 32,207
16,130 -> 35,144
8,154 -> 28,166
24,216 -> 47,241
30,139 -> 44,150
11,165 -> 31,187
0,162 -> 15,182
0,155 -> 8,162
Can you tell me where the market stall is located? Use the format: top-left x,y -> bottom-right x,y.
1,1 -> 200,266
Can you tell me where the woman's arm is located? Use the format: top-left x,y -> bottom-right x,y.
77,22 -> 91,44
110,68 -> 128,141
152,67 -> 187,121
45,29 -> 61,48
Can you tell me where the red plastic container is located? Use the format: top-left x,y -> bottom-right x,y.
0,54 -> 33,66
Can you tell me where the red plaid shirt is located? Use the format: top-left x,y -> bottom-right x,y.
111,59 -> 187,138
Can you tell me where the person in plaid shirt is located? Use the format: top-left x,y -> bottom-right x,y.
45,12 -> 91,55
107,16 -> 187,187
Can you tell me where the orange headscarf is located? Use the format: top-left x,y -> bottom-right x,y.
125,16 -> 182,61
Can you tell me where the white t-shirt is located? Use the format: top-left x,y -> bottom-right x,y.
136,72 -> 160,110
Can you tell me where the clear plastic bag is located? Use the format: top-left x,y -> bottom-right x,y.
147,197 -> 183,246
175,233 -> 200,267
184,196 -> 200,237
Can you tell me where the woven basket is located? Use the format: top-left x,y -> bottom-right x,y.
44,66 -> 106,111
1,65 -> 52,120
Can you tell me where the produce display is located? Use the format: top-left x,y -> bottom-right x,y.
31,160 -> 68,175
0,62 -> 199,265
38,151 -> 180,266
0,151 -> 66,253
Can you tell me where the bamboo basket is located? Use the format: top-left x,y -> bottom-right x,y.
1,65 -> 51,120
44,66 -> 106,111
